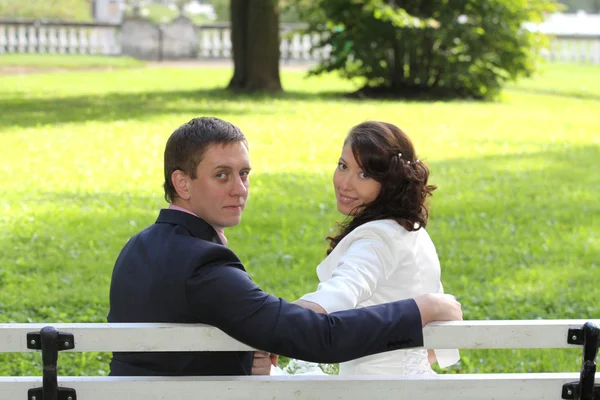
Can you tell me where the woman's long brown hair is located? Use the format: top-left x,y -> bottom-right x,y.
327,121 -> 437,254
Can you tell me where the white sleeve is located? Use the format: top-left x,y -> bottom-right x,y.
300,231 -> 398,313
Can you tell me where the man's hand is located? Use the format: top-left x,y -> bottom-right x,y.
414,293 -> 462,327
251,351 -> 279,375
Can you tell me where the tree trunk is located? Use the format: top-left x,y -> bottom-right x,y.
228,0 -> 248,88
228,0 -> 282,92
390,31 -> 405,90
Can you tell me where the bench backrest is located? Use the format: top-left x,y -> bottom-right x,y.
1,320 -> 598,400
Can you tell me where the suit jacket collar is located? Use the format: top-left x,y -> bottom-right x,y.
156,209 -> 223,245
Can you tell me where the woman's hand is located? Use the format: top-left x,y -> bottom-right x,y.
427,349 -> 437,365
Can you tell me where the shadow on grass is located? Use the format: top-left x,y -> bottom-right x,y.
0,89 -> 251,129
0,86 -> 477,129
0,88 -> 359,129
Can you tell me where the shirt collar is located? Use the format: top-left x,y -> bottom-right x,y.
158,206 -> 227,246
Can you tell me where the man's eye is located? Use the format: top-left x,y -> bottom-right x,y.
240,171 -> 250,177
216,173 -> 227,179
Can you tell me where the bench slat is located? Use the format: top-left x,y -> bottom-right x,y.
1,320 -> 598,352
0,373 -> 594,400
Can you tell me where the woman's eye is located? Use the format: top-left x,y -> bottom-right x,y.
359,172 -> 370,179
337,162 -> 347,170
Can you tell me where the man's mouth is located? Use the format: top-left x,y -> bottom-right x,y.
224,204 -> 244,210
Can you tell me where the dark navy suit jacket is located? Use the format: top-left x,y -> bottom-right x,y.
108,209 -> 423,376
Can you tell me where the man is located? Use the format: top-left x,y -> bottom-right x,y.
108,117 -> 462,376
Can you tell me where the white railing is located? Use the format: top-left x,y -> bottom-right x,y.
525,13 -> 600,63
196,24 -> 600,64
196,23 -> 330,62
0,19 -> 120,55
0,19 -> 599,64
0,320 -> 598,399
545,34 -> 600,64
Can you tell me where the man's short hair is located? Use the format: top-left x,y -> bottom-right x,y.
163,117 -> 248,203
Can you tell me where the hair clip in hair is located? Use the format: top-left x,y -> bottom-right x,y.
398,152 -> 402,159
407,161 -> 411,164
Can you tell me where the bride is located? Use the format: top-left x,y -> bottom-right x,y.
279,121 -> 459,375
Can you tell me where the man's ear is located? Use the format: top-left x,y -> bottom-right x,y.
171,170 -> 191,200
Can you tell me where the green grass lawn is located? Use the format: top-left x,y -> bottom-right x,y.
0,61 -> 598,376
0,54 -> 145,70
507,62 -> 600,100
0,0 -> 92,21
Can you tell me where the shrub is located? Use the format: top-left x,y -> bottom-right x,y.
297,0 -> 561,99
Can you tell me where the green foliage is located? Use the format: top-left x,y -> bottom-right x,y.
298,0 -> 562,99
205,0 -> 230,21
123,2 -> 213,25
0,0 -> 92,21
0,61 -> 599,376
204,0 -> 306,23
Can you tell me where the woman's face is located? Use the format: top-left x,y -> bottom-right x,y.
333,145 -> 382,216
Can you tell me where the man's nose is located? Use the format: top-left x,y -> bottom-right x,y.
231,174 -> 248,197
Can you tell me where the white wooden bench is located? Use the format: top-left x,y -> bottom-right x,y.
1,320 -> 598,400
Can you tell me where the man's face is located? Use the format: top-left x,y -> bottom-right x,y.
188,141 -> 251,229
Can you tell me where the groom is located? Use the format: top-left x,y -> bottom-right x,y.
107,117 -> 462,376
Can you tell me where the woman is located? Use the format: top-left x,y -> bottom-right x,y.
294,121 -> 459,375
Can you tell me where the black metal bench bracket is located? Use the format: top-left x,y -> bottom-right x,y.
26,326 -> 77,400
562,321 -> 600,400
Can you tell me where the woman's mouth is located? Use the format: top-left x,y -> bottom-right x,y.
338,194 -> 358,205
